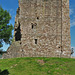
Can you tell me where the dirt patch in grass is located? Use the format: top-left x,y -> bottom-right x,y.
37,59 -> 45,65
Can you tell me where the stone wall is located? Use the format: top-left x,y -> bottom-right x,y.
3,0 -> 71,59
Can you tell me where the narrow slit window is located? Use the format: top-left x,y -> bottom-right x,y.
31,23 -> 34,29
35,39 -> 37,44
32,25 -> 33,29
31,23 -> 37,29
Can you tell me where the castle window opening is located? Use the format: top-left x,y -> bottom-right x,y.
32,25 -> 33,29
31,23 -> 34,29
35,39 -> 37,44
20,42 -> 22,45
59,47 -> 60,48
31,23 -> 37,29
37,17 -> 39,20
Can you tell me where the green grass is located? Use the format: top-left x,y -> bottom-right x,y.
0,57 -> 75,75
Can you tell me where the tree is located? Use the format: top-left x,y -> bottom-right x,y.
0,6 -> 13,48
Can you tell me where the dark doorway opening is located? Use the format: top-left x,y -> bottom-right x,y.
15,23 -> 21,41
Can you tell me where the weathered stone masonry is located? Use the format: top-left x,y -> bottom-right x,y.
3,0 -> 71,58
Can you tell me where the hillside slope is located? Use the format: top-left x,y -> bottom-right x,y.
0,57 -> 75,75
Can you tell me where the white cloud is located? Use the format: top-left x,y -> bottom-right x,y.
70,8 -> 75,27
70,19 -> 75,27
70,8 -> 74,15
9,9 -> 16,18
71,47 -> 75,49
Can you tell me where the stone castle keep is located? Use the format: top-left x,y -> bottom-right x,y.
3,0 -> 71,58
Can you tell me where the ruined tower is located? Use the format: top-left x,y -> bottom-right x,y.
3,0 -> 71,58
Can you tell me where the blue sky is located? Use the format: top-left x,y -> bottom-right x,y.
0,0 -> 75,56
0,0 -> 18,51
70,0 -> 75,56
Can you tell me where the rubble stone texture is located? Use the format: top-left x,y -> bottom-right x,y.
3,0 -> 71,58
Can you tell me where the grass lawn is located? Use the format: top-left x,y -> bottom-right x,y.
0,57 -> 75,75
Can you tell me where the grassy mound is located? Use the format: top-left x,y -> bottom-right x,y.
0,57 -> 75,75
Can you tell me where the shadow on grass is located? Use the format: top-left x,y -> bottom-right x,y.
0,69 -> 9,75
